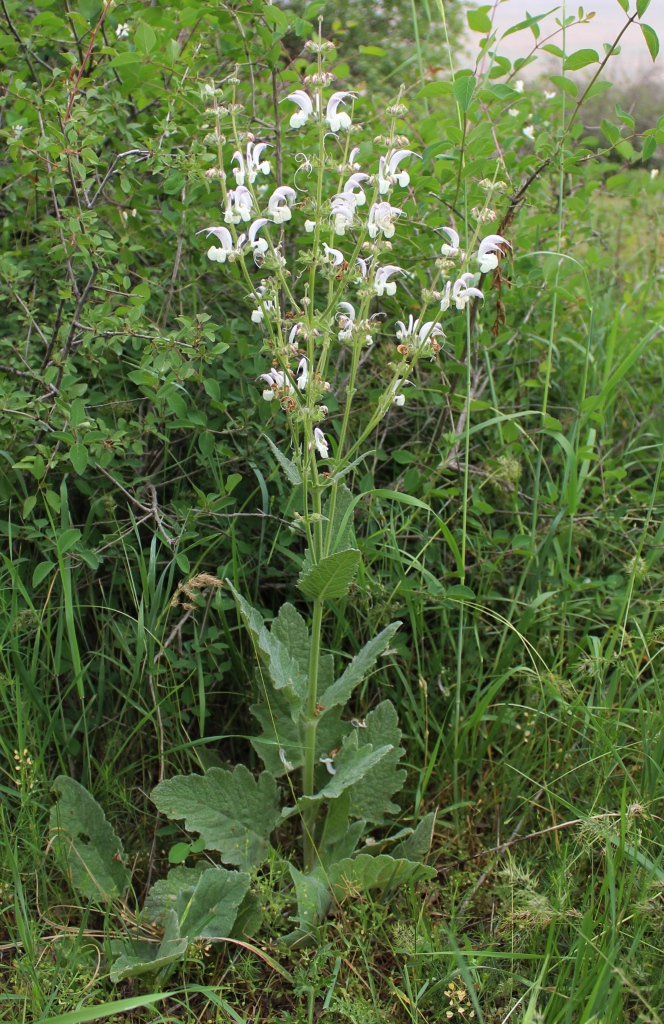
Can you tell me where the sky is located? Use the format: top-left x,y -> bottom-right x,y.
476,0 -> 664,79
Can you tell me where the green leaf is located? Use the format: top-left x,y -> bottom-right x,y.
57,528 -> 82,554
69,443 -> 88,475
467,8 -> 492,33
318,791 -> 365,866
22,495 -> 37,518
637,0 -> 652,17
264,435 -> 301,484
563,48 -> 599,71
347,701 -> 407,824
416,81 -> 453,98
601,119 -> 622,147
549,75 -> 578,98
446,584 -> 476,599
33,560 -> 55,586
358,45 -> 386,56
227,585 -> 308,712
641,23 -> 659,61
109,51 -> 142,68
452,74 -> 476,112
151,765 -> 280,870
250,687 -> 346,777
145,863 -> 250,939
642,136 -> 657,161
298,737 -> 394,805
168,842 -> 191,865
110,909 -> 188,982
263,4 -> 290,30
297,548 -> 361,601
288,864 -> 331,937
50,776 -> 130,901
319,621 -> 401,711
328,854 -> 435,901
134,22 -> 157,54
324,482 -> 356,553
392,812 -> 437,861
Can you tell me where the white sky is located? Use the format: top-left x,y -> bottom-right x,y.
475,0 -> 664,78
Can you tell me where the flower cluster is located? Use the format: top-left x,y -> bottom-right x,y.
198,65 -> 512,463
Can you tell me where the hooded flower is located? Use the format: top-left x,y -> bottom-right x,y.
374,265 -> 404,297
232,142 -> 271,185
368,201 -> 403,239
392,377 -> 412,406
378,149 -> 419,194
258,366 -> 292,400
267,185 -> 297,224
331,194 -> 356,235
323,243 -> 344,266
198,225 -> 234,262
337,301 -> 356,341
283,90 -> 315,129
248,218 -> 270,253
342,172 -> 370,206
224,186 -> 253,224
313,427 -> 329,458
296,356 -> 308,391
326,91 -> 354,131
476,233 -> 511,274
440,274 -> 484,312
440,226 -> 464,259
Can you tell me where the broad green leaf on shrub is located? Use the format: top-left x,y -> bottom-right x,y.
641,24 -> 659,61
145,863 -> 250,939
298,548 -> 361,601
33,560 -> 55,586
637,0 -> 652,18
298,734 -> 394,807
346,701 -> 407,824
134,22 -> 157,54
319,621 -> 401,711
50,776 -> 130,901
110,909 -> 188,982
467,7 -> 492,33
264,435 -> 301,484
452,74 -> 476,112
251,685 -> 347,777
392,812 -> 437,862
601,119 -> 621,147
328,854 -> 436,901
227,585 -> 308,714
151,765 -> 280,870
69,443 -> 88,474
643,136 -> 657,161
563,48 -> 599,71
416,81 -> 453,98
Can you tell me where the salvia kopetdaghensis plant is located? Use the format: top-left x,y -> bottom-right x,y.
49,35 -> 513,978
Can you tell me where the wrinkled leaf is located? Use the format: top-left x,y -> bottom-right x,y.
298,548 -> 361,601
264,435 -> 301,484
347,701 -> 407,824
145,862 -> 250,939
110,910 -> 187,982
319,621 -> 401,711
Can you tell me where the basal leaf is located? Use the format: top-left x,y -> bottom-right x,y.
50,776 -> 130,901
392,812 -> 437,862
110,910 -> 188,982
296,734 -> 393,808
318,791 -> 366,867
145,863 -> 250,939
288,864 -> 331,937
328,854 -> 435,901
319,621 -> 401,711
297,548 -> 360,601
151,765 -> 280,870
347,701 -> 407,824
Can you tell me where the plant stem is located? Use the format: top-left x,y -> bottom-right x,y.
302,597 -> 323,871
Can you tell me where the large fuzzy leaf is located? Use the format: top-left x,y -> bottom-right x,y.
227,584 -> 308,714
250,686 -> 347,777
151,765 -> 280,870
319,621 -> 402,711
318,792 -> 366,867
297,733 -> 393,807
392,812 -> 437,862
110,910 -> 188,982
269,602 -> 335,696
328,854 -> 435,901
49,776 -> 130,901
347,701 -> 407,824
324,482 -> 356,552
298,548 -> 361,601
145,863 -> 250,939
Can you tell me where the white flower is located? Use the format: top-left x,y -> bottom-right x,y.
326,91 -> 354,132
259,366 -> 291,398
348,146 -> 361,170
395,317 -> 444,350
314,427 -> 329,458
392,378 -> 412,406
417,320 -> 445,348
440,226 -> 463,259
279,748 -> 294,771
356,256 -> 370,279
304,219 -> 316,232
395,314 -> 416,341
374,265 -> 404,297
323,243 -> 344,266
224,186 -> 253,224
115,22 -> 129,39
651,168 -> 660,180
198,225 -> 234,262
508,108 -> 519,117
476,233 -> 511,273
368,201 -> 403,239
544,90 -> 556,99
452,273 -> 484,310
514,79 -> 524,93
522,125 -> 535,140
283,90 -> 315,129
232,142 -> 271,186
319,755 -> 336,775
331,194 -> 356,234
248,217 -> 270,253
378,149 -> 419,194
296,356 -> 308,391
337,301 -> 356,341
342,171 -> 370,206
267,185 -> 296,223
